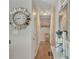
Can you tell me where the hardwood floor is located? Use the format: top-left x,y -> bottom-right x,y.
35,41 -> 54,59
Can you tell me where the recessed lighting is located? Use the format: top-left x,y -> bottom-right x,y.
33,12 -> 36,16
43,12 -> 48,15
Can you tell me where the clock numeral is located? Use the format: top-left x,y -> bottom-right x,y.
25,22 -> 29,25
27,18 -> 30,20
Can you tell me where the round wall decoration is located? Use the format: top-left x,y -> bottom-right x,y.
9,8 -> 31,30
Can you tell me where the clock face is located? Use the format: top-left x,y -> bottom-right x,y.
14,12 -> 26,25
9,8 -> 31,30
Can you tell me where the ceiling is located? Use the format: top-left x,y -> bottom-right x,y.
33,0 -> 57,27
33,0 -> 57,11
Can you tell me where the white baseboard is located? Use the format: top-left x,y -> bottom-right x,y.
51,46 -> 56,59
34,43 -> 40,57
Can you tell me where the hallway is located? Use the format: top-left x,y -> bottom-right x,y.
9,0 -> 70,59
35,41 -> 54,59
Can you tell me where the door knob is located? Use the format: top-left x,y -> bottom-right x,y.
9,40 -> 11,44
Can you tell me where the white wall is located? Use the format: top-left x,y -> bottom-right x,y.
9,0 -> 34,59
36,11 -> 41,44
31,10 -> 41,57
50,9 -> 56,47
32,13 -> 39,58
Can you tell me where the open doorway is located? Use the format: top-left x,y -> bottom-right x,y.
56,3 -> 70,59
40,15 -> 50,42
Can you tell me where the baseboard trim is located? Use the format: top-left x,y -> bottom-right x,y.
51,46 -> 55,59
34,43 -> 40,58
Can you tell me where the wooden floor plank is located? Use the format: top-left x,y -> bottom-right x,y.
35,41 -> 54,59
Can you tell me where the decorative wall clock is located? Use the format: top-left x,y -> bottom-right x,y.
9,8 -> 31,30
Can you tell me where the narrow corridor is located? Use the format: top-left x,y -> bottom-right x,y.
35,41 -> 54,59
9,0 -> 70,59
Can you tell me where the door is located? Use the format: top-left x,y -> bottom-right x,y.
9,0 -> 33,59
